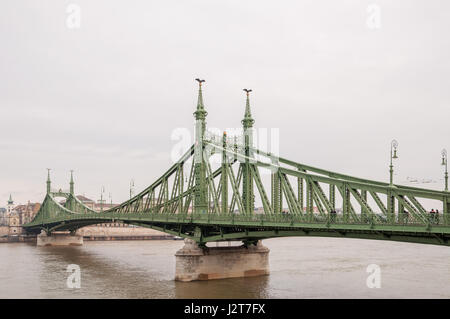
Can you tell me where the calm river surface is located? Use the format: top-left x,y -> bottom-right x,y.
0,237 -> 448,299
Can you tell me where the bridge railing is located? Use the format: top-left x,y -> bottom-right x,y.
175,212 -> 445,227
23,209 -> 449,238
105,210 -> 445,227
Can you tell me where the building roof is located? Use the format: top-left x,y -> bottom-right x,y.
14,203 -> 41,214
76,195 -> 95,203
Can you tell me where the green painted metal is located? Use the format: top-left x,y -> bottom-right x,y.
442,149 -> 448,192
306,180 -> 313,219
242,89 -> 255,216
298,176 -> 304,211
361,189 -> 367,220
193,79 -> 208,214
329,184 -> 335,210
444,198 -> 449,225
23,81 -> 450,247
271,157 -> 281,214
24,210 -> 450,246
221,132 -> 228,215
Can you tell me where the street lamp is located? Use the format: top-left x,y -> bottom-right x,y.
100,186 -> 105,212
442,149 -> 448,191
389,139 -> 399,185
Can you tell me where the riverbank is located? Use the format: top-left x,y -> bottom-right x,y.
0,225 -> 176,243
0,235 -> 35,243
83,234 -> 175,241
0,234 -> 176,243
76,225 -> 175,241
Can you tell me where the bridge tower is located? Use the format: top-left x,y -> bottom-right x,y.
175,86 -> 269,282
46,169 -> 51,194
193,79 -> 208,214
35,168 -> 83,246
241,89 -> 255,214
66,170 -> 75,211
69,170 -> 74,195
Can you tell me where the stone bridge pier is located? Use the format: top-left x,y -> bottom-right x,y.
175,239 -> 270,282
36,230 -> 83,247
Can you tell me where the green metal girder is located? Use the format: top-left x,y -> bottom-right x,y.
251,165 -> 272,214
252,147 -> 449,201
24,210 -> 450,245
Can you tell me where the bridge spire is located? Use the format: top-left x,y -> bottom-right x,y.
193,78 -> 207,122
242,89 -> 255,128
46,168 -> 51,194
70,170 -> 74,195
241,89 -> 255,215
193,78 -> 208,215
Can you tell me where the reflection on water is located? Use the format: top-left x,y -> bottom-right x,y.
175,276 -> 270,299
0,238 -> 448,298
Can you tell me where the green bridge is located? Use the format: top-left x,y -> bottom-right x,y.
24,80 -> 450,248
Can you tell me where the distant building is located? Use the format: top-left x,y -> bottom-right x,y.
2,195 -> 21,235
61,195 -> 126,228
70,195 -> 95,209
6,194 -> 14,214
0,195 -> 41,235
60,195 -> 118,212
0,207 -> 7,226
14,202 -> 41,225
8,211 -> 21,235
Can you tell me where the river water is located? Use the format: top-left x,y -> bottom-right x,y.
0,237 -> 448,299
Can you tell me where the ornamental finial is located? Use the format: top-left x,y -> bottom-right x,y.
194,78 -> 207,120
242,88 -> 254,128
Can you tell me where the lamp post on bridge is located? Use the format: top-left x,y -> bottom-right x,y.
442,149 -> 448,192
389,139 -> 399,186
99,186 -> 105,212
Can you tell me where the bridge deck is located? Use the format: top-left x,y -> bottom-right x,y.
24,212 -> 450,246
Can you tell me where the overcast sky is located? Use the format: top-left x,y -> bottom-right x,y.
1,0 -> 449,206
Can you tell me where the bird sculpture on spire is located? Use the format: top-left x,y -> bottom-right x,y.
195,78 -> 205,87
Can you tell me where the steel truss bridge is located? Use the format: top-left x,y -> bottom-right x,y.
24,81 -> 450,246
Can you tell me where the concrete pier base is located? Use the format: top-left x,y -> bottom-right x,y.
37,231 -> 83,247
175,239 -> 269,282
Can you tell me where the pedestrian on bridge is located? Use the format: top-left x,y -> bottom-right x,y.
429,209 -> 436,224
